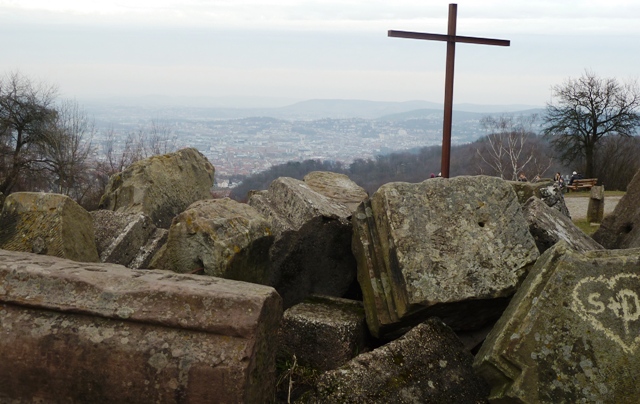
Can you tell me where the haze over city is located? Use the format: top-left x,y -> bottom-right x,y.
2,0 -> 640,108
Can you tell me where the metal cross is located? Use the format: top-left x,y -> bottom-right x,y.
389,3 -> 510,178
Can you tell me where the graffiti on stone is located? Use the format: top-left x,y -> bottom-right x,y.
572,273 -> 640,353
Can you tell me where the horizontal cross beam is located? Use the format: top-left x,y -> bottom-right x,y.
388,30 -> 510,47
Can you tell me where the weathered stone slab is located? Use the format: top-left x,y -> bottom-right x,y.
249,177 -> 352,239
587,185 -> 605,223
300,318 -> 490,403
277,295 -> 368,372
98,147 -> 215,228
129,228 -> 168,269
0,249 -> 282,403
523,196 -> 603,254
474,242 -> 640,403
510,180 -> 571,218
150,198 -> 274,284
249,177 -> 357,308
91,210 -> 157,266
353,176 -> 539,338
592,169 -> 640,249
303,171 -> 368,213
0,192 -> 99,262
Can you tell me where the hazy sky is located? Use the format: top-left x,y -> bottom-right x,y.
2,0 -> 639,107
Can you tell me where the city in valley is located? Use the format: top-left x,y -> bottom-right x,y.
85,99 -> 542,187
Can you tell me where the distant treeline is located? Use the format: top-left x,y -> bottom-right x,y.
229,133 -> 640,201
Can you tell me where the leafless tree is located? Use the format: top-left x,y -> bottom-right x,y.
0,72 -> 58,194
100,121 -> 177,177
147,121 -> 177,155
543,70 -> 640,178
475,114 -> 551,180
37,100 -> 96,201
594,134 -> 640,190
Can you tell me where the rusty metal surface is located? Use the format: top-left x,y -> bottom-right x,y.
388,3 -> 510,178
388,30 -> 510,47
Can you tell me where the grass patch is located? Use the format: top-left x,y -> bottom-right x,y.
275,354 -> 320,403
603,190 -> 627,197
573,219 -> 600,236
564,190 -> 626,198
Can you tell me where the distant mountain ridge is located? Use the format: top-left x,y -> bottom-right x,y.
378,108 -> 545,122
82,97 -> 543,121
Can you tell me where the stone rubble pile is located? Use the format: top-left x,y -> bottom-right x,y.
1,148 -> 639,403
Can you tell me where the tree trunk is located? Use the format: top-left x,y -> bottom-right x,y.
585,141 -> 595,178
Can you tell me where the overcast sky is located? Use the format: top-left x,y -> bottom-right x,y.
1,0 -> 639,107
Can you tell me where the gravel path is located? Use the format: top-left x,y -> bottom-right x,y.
564,195 -> 621,220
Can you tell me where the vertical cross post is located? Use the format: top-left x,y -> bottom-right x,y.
442,3 -> 457,179
389,3 -> 510,178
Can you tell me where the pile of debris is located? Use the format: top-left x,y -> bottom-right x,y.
1,148 -> 639,403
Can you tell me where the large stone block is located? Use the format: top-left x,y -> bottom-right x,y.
150,198 -> 274,284
523,196 -> 603,254
300,318 -> 490,403
0,192 -> 99,262
474,242 -> 640,403
303,171 -> 368,214
249,177 -> 357,308
129,228 -> 168,269
91,210 -> 157,267
98,147 -> 215,228
249,176 -> 352,239
510,180 -> 571,218
593,169 -> 640,248
277,295 -> 368,372
0,249 -> 282,403
353,176 -> 539,338
587,185 -> 605,223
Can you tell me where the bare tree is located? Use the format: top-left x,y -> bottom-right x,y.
0,72 -> 58,194
37,100 -> 96,201
100,121 -> 177,177
594,134 -> 640,190
543,70 -> 640,178
475,114 -> 551,180
101,127 -> 142,175
147,121 -> 178,155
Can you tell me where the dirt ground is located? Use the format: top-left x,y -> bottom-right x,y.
564,195 -> 621,220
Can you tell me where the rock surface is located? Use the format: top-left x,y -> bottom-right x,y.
249,177 -> 357,308
592,169 -> 640,249
0,249 -> 282,403
129,228 -> 168,269
91,210 -> 157,267
587,185 -> 605,223
303,171 -> 368,213
249,176 -> 352,239
510,180 -> 571,218
474,242 -> 640,403
278,295 -> 368,372
0,192 -> 99,262
353,176 -> 539,338
523,196 -> 603,254
150,198 -> 274,284
98,147 -> 215,228
301,318 -> 490,403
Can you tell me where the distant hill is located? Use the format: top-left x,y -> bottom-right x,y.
378,108 -> 545,123
378,109 -> 484,122
83,97 -> 544,121
273,99 -> 443,119
453,104 -> 542,113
